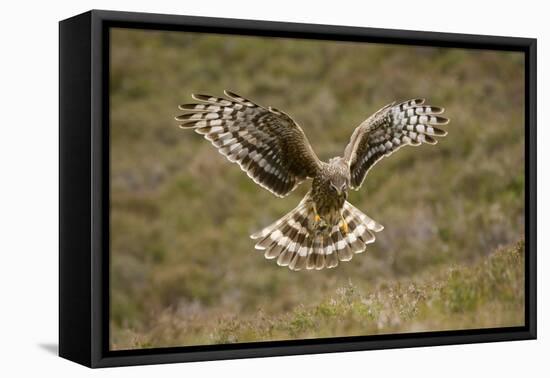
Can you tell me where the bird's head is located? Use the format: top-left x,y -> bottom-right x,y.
323,157 -> 350,199
329,177 -> 348,198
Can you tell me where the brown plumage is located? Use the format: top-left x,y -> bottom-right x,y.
177,91 -> 449,271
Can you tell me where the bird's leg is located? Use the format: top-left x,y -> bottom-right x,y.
312,204 -> 328,233
340,212 -> 349,235
313,203 -> 321,223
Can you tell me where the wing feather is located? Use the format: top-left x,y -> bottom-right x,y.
177,91 -> 322,197
343,98 -> 449,189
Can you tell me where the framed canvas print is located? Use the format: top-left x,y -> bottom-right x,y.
59,10 -> 537,368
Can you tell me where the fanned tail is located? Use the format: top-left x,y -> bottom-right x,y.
251,197 -> 383,271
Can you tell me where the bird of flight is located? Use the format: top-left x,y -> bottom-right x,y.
177,91 -> 449,271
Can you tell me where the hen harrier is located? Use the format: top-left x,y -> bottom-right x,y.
177,91 -> 449,271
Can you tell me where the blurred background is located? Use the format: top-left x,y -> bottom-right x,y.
109,28 -> 525,350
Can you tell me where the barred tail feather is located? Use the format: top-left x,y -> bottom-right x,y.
251,198 -> 310,270
251,198 -> 383,271
342,201 -> 384,247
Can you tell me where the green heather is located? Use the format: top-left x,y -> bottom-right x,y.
109,29 -> 525,350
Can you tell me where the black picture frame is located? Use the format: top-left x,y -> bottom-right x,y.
59,9 -> 537,368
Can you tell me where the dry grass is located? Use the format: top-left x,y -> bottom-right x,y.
112,241 -> 524,349
108,28 -> 525,350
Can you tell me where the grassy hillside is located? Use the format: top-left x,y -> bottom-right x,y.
112,241 -> 524,348
109,28 -> 525,349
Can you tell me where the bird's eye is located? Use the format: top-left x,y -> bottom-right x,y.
342,184 -> 347,191
330,183 -> 337,191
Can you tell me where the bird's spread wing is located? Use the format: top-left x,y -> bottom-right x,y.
343,99 -> 449,190
177,91 -> 322,197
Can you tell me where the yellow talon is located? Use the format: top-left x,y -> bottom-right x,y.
314,214 -> 321,222
340,218 -> 349,235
